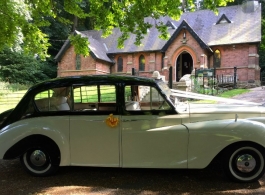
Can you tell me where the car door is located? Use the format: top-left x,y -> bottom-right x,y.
121,84 -> 189,168
69,84 -> 120,167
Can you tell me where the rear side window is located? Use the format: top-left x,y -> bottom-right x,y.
34,87 -> 71,111
73,85 -> 117,112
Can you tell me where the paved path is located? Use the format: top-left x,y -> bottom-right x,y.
232,87 -> 265,104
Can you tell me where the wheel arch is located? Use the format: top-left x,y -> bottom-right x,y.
213,141 -> 265,162
3,134 -> 61,164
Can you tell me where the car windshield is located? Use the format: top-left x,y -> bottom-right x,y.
156,80 -> 172,98
155,79 -> 264,113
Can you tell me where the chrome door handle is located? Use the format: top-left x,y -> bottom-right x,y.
122,119 -> 138,122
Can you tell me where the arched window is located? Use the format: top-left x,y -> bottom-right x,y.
76,55 -> 81,70
139,55 -> 145,71
117,56 -> 123,72
213,50 -> 221,68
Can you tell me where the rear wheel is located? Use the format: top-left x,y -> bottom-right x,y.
20,147 -> 59,176
222,144 -> 265,182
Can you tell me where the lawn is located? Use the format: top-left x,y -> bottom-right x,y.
218,89 -> 250,98
0,90 -> 27,113
190,89 -> 250,104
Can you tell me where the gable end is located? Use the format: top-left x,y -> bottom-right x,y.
162,20 -> 212,52
216,14 -> 231,24
166,21 -> 176,29
54,40 -> 71,62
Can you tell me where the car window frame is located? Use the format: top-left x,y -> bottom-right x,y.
120,82 -> 177,115
70,82 -> 120,115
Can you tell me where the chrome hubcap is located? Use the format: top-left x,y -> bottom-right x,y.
29,150 -> 47,167
236,154 -> 256,173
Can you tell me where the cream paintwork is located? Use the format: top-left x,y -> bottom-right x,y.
0,116 -> 70,165
187,118 -> 265,168
1,104 -> 265,170
69,115 -> 120,167
121,114 -> 189,168
183,103 -> 265,168
189,106 -> 263,122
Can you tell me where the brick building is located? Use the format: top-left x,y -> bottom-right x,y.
55,1 -> 261,85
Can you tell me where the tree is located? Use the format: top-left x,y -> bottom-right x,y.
0,48 -> 56,85
1,0 -> 234,59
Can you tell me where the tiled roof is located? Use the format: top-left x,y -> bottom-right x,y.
83,33 -> 114,63
55,4 -> 261,62
176,5 -> 261,46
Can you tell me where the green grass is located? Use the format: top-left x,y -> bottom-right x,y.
185,89 -> 250,104
218,89 -> 250,98
0,90 -> 27,113
73,85 -> 116,103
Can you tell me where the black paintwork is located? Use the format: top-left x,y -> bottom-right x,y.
0,75 -> 176,129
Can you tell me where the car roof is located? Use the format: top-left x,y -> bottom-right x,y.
29,75 -> 157,92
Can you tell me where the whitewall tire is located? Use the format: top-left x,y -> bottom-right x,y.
222,144 -> 265,182
20,147 -> 59,176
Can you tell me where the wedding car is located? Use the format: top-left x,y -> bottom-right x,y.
0,75 -> 265,183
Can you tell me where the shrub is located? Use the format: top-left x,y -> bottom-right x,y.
0,48 -> 56,85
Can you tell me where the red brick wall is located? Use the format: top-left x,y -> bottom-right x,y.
211,44 -> 260,82
165,29 -> 207,81
57,46 -> 111,77
57,37 -> 260,83
57,46 -> 76,76
113,52 -> 164,78
95,60 -> 111,74
211,45 -> 249,68
114,54 -> 129,73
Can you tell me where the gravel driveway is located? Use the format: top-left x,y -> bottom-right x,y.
1,159 -> 265,195
232,87 -> 265,104
1,87 -> 265,195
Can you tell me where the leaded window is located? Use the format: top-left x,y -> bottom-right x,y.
213,50 -> 221,68
117,56 -> 123,72
139,55 -> 145,71
76,55 -> 81,70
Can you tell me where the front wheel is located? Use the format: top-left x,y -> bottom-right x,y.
20,147 -> 59,176
222,144 -> 265,182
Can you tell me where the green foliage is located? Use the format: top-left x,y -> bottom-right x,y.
226,0 -> 244,6
191,76 -> 218,95
69,34 -> 90,57
208,78 -> 217,86
259,2 -> 265,75
199,0 -> 234,12
0,48 -> 56,85
0,0 -> 233,57
0,0 -> 51,59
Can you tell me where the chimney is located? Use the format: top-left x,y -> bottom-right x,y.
242,0 -> 259,13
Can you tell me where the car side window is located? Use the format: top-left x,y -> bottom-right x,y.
73,85 -> 117,111
125,85 -> 171,111
34,87 -> 71,112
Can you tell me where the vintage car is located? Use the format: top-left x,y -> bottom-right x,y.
0,75 -> 265,183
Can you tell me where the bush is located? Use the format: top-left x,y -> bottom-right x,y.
0,48 -> 57,85
191,76 -> 219,95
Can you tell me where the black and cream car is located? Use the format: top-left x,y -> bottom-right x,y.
0,75 -> 265,183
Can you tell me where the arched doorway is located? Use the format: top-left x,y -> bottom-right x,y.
176,52 -> 193,81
